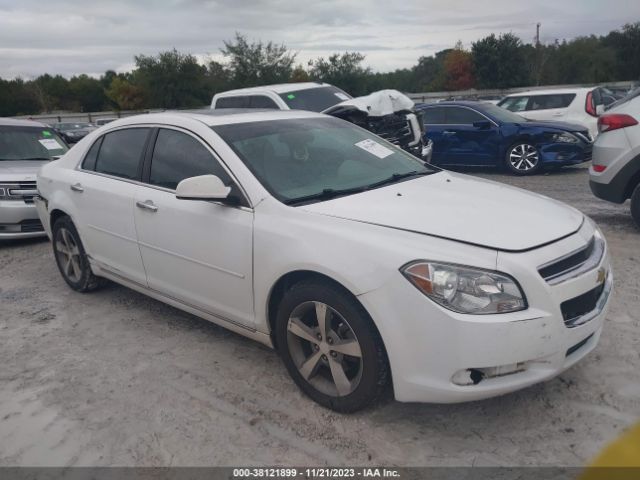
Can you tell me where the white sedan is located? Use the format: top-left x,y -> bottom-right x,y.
35,110 -> 612,412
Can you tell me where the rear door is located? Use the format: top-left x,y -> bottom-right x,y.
133,127 -> 255,328
74,127 -> 151,285
441,106 -> 500,166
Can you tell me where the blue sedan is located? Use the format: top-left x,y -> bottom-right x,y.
416,101 -> 593,175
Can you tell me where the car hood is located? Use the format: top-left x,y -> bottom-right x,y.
0,160 -> 49,182
300,171 -> 584,252
520,119 -> 588,132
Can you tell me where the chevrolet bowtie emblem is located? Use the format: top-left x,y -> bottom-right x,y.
597,268 -> 607,284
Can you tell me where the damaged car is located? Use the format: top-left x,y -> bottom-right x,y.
211,82 -> 431,161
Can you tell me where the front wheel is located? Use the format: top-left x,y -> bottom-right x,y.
631,183 -> 640,229
275,281 -> 389,412
505,142 -> 541,175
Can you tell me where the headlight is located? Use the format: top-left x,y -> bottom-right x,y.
551,132 -> 578,143
401,261 -> 527,314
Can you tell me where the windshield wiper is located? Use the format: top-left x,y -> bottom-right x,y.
365,170 -> 434,189
284,186 -> 368,206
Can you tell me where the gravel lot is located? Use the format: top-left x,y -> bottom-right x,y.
1,164 -> 638,467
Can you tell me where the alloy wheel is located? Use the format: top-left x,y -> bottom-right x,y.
55,227 -> 83,283
286,301 -> 363,397
509,143 -> 539,172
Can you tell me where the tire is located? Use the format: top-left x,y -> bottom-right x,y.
505,142 -> 541,175
631,183 -> 640,229
52,215 -> 105,292
275,280 -> 389,412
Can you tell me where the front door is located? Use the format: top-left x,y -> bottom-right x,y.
133,127 -> 255,328
442,107 -> 499,166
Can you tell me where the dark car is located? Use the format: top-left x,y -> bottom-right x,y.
52,122 -> 96,144
416,101 -> 593,175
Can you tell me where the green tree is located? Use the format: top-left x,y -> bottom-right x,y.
472,33 -> 530,89
604,23 -> 640,80
221,33 -> 296,87
106,77 -> 146,110
290,65 -> 310,83
67,74 -> 107,112
307,52 -> 370,96
134,49 -> 208,108
0,78 -> 39,116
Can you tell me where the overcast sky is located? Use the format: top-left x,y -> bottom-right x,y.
1,0 -> 639,79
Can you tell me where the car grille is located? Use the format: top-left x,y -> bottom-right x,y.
561,284 -> 605,328
538,234 -> 604,285
367,113 -> 415,148
0,181 -> 38,203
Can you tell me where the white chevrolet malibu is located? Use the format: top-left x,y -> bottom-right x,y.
35,110 -> 612,412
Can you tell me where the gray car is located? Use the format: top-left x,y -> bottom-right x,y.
0,118 -> 68,239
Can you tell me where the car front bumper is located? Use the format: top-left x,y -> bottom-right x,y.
0,199 -> 46,239
539,141 -> 592,166
358,225 -> 612,403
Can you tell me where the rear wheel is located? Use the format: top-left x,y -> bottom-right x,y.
275,280 -> 389,412
52,216 -> 105,292
505,142 -> 541,175
631,183 -> 640,229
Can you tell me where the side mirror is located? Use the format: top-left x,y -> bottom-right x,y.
596,104 -> 605,116
473,120 -> 492,130
175,174 -> 231,201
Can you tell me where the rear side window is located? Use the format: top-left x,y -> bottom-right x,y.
445,107 -> 485,124
422,107 -> 446,124
81,137 -> 103,170
499,96 -> 529,112
216,96 -> 249,108
249,95 -> 279,109
529,94 -> 576,111
94,128 -> 150,180
149,129 -> 231,190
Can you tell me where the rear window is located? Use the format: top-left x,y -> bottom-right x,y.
94,128 -> 150,180
528,94 -> 576,110
0,126 -> 68,161
249,96 -> 279,109
422,107 -> 446,124
216,96 -> 249,108
279,86 -> 351,112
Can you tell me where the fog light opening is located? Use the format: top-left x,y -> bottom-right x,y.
469,369 -> 485,385
452,363 -> 527,386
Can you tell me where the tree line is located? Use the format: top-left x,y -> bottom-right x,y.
1,23 -> 639,117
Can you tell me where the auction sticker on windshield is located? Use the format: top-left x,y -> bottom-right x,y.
38,138 -> 63,150
355,139 -> 394,159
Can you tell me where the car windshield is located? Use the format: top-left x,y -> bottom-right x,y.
483,103 -> 528,123
606,87 -> 640,111
0,126 -> 68,161
212,117 -> 436,205
279,86 -> 352,112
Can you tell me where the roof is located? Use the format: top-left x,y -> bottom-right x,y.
105,109 -> 325,128
214,82 -> 330,96
0,117 -> 49,127
503,87 -> 593,97
418,100 -> 486,108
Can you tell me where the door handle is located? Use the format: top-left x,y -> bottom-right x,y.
442,130 -> 456,135
70,183 -> 84,193
136,200 -> 158,212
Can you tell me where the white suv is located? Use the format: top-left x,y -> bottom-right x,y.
589,91 -> 640,227
498,87 -> 608,139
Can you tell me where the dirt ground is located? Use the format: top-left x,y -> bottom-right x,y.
1,164 -> 638,467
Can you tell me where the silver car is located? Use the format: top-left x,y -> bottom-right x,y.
0,118 -> 68,239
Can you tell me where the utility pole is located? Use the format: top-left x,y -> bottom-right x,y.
535,23 -> 542,85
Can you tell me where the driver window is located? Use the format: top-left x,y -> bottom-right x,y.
148,129 -> 232,190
